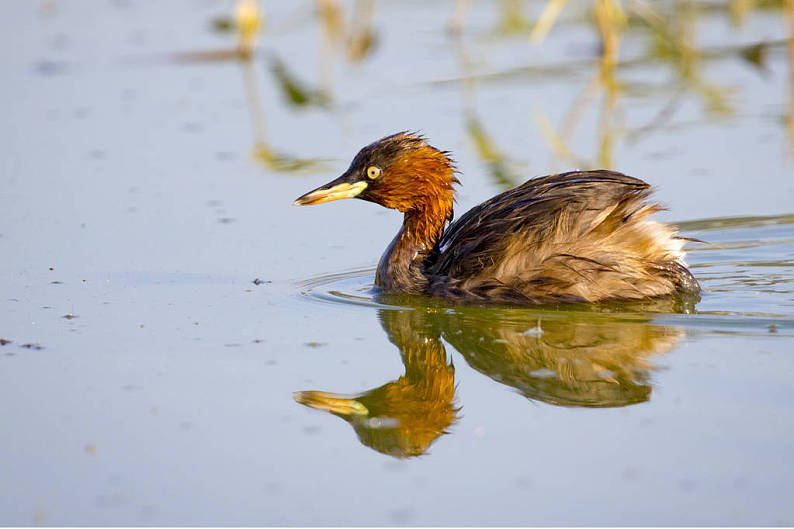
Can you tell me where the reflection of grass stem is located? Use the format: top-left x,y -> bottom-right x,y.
317,0 -> 344,96
452,32 -> 523,188
448,0 -> 473,34
729,0 -> 752,26
269,56 -> 330,108
595,0 -> 626,168
348,0 -> 377,61
630,0 -> 733,115
242,61 -> 325,172
629,87 -> 685,140
530,0 -> 569,44
534,1 -> 625,169
786,0 -> 794,152
532,107 -> 590,168
560,75 -> 601,143
495,0 -> 534,35
235,0 -> 263,60
242,61 -> 268,150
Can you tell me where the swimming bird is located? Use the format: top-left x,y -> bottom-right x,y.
293,132 -> 699,304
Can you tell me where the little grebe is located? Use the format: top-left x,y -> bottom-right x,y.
294,132 -> 699,304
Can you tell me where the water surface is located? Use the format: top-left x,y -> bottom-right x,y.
1,1 -> 793,525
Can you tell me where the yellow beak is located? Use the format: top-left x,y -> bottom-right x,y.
293,391 -> 369,416
293,181 -> 367,206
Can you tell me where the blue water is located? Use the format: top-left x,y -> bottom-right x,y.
1,1 -> 793,525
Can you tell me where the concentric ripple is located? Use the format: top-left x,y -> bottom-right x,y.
297,267 -> 385,309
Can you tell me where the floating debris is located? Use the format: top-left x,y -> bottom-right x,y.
33,60 -> 69,76
210,16 -> 234,33
523,319 -> 545,337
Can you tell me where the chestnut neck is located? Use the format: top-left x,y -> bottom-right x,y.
375,206 -> 450,294
370,141 -> 457,294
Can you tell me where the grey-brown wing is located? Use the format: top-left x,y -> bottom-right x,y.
428,170 -> 651,281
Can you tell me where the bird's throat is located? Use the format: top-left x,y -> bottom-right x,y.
375,210 -> 447,294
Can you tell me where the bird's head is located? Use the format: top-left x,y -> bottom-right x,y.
293,132 -> 459,220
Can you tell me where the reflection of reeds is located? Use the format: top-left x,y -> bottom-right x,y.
495,0 -> 535,35
315,0 -> 378,98
452,32 -> 525,188
242,61 -> 324,172
786,0 -> 794,151
594,0 -> 626,168
317,0 -> 344,96
531,0 -> 626,170
235,0 -> 263,60
242,61 -> 267,151
174,1 -> 262,63
631,0 -> 733,116
448,0 -> 473,34
530,0 -> 569,43
347,0 -> 377,62
449,0 -> 534,35
729,0 -> 752,26
210,0 -> 792,173
269,56 -> 330,108
39,0 -> 57,16
525,0 -> 773,168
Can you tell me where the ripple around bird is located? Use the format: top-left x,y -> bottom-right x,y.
297,214 -> 794,336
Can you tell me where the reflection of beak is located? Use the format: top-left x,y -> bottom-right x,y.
292,177 -> 367,206
293,391 -> 369,416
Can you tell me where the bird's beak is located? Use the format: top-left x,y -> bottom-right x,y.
293,391 -> 369,416
292,175 -> 367,206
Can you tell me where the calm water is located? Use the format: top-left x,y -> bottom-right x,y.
1,1 -> 793,525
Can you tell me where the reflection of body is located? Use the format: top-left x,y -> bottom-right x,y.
295,132 -> 699,304
295,305 -> 685,457
295,309 -> 458,458
440,311 -> 683,407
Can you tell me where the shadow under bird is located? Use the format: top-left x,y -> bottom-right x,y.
294,132 -> 700,304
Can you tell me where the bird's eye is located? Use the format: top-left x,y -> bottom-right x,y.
366,166 -> 381,180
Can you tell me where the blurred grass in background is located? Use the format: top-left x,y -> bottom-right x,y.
154,0 -> 792,182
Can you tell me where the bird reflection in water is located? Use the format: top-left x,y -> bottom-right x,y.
440,307 -> 685,408
295,296 -> 693,457
295,309 -> 458,458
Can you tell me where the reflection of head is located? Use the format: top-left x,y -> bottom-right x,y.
294,309 -> 458,458
442,311 -> 683,407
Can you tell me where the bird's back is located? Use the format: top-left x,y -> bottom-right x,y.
425,170 -> 699,303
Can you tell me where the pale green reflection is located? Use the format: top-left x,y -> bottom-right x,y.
296,302 -> 689,458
